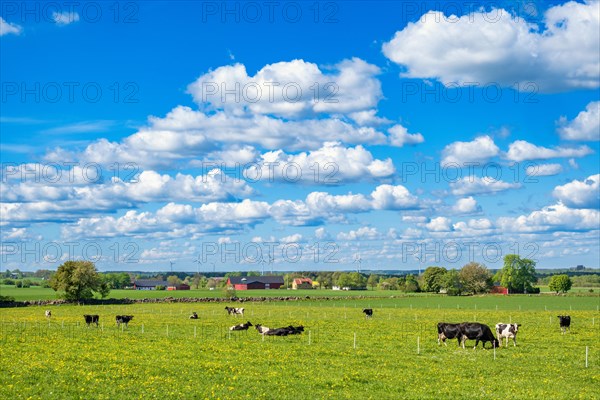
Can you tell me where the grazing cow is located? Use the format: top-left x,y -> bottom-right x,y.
495,323 -> 521,347
83,314 -> 99,327
255,324 -> 270,334
189,312 -> 198,319
45,310 -> 51,319
558,315 -> 571,334
437,322 -> 462,346
116,315 -> 134,327
225,306 -> 244,316
363,308 -> 373,318
459,322 -> 499,349
265,325 -> 305,336
230,321 -> 253,331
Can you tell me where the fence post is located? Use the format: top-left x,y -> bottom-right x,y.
308,330 -> 311,345
585,347 -> 588,368
353,332 -> 357,349
417,336 -> 420,355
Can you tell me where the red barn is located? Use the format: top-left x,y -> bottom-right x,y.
227,276 -> 284,290
491,286 -> 509,295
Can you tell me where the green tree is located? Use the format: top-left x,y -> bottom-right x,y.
403,274 -> 420,292
421,266 -> 447,293
206,278 -> 217,289
500,254 -> 537,293
49,261 -> 109,301
441,269 -> 463,296
367,274 -> 379,290
548,274 -> 573,293
337,273 -> 353,288
459,262 -> 493,294
167,275 -> 181,286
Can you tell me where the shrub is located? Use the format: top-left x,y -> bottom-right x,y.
0,295 -> 15,302
15,280 -> 23,288
2,278 -> 15,286
155,285 -> 166,290
446,287 -> 461,296
22,279 -> 32,288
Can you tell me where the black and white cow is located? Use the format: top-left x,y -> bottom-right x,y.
225,306 -> 244,316
45,310 -> 52,319
83,314 -> 99,327
362,308 -> 373,318
459,322 -> 499,349
116,315 -> 134,327
558,315 -> 571,334
264,325 -> 305,336
255,324 -> 270,334
189,312 -> 198,319
495,323 -> 521,347
437,322 -> 462,346
230,321 -> 253,331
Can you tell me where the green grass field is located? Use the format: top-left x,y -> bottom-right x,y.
1,296 -> 598,399
1,284 -> 598,303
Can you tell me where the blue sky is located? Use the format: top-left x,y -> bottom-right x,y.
1,0 -> 599,273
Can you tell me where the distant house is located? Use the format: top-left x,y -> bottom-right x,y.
133,279 -> 168,290
227,276 -> 284,290
167,283 -> 190,291
491,285 -> 509,295
292,278 -> 313,290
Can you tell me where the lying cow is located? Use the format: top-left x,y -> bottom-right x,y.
116,315 -> 134,327
189,312 -> 198,319
255,324 -> 270,334
459,322 -> 499,349
265,325 -> 305,336
45,310 -> 52,319
225,306 -> 244,316
558,315 -> 571,334
230,321 -> 253,331
437,322 -> 462,346
363,308 -> 373,318
496,323 -> 521,347
83,314 -> 99,327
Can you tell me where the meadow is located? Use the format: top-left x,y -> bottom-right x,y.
1,295 -> 598,399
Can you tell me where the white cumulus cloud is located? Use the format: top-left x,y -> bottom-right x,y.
553,174 -> 600,209
558,101 -> 600,141
382,1 -> 600,92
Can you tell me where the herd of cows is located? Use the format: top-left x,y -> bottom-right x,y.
42,307 -> 574,346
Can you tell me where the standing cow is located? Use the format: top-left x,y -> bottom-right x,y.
558,315 -> 571,334
116,315 -> 134,327
437,322 -> 462,346
45,310 -> 52,319
459,322 -> 499,349
83,314 -> 100,327
495,323 -> 521,347
362,309 -> 373,318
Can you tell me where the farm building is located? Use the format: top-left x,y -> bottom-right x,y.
227,276 -> 284,290
133,279 -> 169,290
490,285 -> 509,294
167,283 -> 190,291
292,278 -> 313,290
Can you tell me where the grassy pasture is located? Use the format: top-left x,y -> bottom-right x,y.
1,296 -> 598,399
1,285 -> 599,303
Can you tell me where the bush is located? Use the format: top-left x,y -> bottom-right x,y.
41,280 -> 51,288
528,287 -> 541,294
15,280 -> 23,288
446,288 -> 461,296
2,278 -> 15,286
155,285 -> 166,290
21,279 -> 32,288
0,295 -> 15,302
